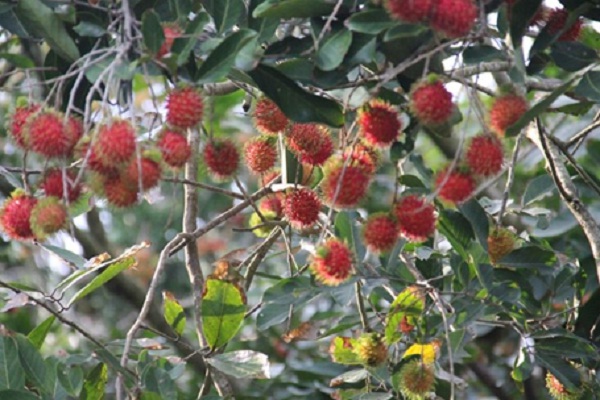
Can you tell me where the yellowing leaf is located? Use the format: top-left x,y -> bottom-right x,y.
403,342 -> 439,364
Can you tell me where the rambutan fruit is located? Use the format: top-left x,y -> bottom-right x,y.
166,86 -> 204,129
320,159 -> 371,210
244,136 -> 278,174
203,139 -> 239,180
310,238 -> 353,286
357,99 -> 402,147
158,129 -> 191,168
39,169 -> 82,203
409,78 -> 454,126
30,197 -> 67,240
465,135 -> 504,177
283,188 -> 321,229
253,97 -> 288,135
435,166 -> 475,205
394,195 -> 436,242
363,213 -> 399,254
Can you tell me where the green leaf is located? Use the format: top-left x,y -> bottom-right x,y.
551,101 -> 594,116
0,390 -> 40,400
0,337 -> 25,390
141,366 -> 177,399
334,212 -> 354,251
385,287 -> 424,345
397,174 -> 425,188
171,12 -> 210,66
67,257 -> 137,307
68,192 -> 93,219
315,30 -> 352,71
15,335 -> 48,393
40,243 -> 87,269
207,350 -> 270,379
505,79 -> 574,137
248,64 -> 344,127
0,53 -> 34,68
202,0 -> 244,34
248,0 -> 279,43
535,352 -> 581,389
330,369 -> 368,387
463,45 -> 505,64
523,174 -> 556,205
437,210 -> 474,261
141,10 -> 165,55
509,0 -> 543,47
57,364 -> 83,397
383,24 -> 427,41
535,336 -> 598,360
27,317 -> 55,350
253,0 -> 335,19
13,0 -> 80,62
575,288 -> 600,338
72,21 -> 106,38
459,200 -> 489,250
196,29 -> 257,83
574,71 -> 600,102
0,6 -> 31,38
550,42 -> 598,72
0,166 -> 23,189
329,336 -> 361,365
347,9 -> 396,34
498,246 -> 555,268
79,363 -> 107,400
257,276 -> 318,330
201,279 -> 246,350
163,291 -> 186,336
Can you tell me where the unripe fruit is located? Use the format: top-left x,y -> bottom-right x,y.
487,226 -> 516,264
30,197 -> 67,240
320,160 -> 371,210
166,86 -> 204,129
385,0 -> 434,23
394,195 -> 436,242
40,169 -> 83,203
248,209 -> 278,238
395,359 -> 436,400
430,0 -> 478,38
354,333 -> 387,366
253,97 -> 288,135
244,136 -> 278,174
123,156 -> 162,190
24,110 -> 72,158
343,143 -> 380,175
158,130 -> 191,168
545,372 -> 581,400
283,188 -> 321,229
357,100 -> 402,147
8,104 -> 40,149
0,191 -> 37,240
465,135 -> 504,177
310,238 -> 353,286
409,79 -> 454,126
203,140 -> 240,180
435,167 -> 475,205
546,8 -> 583,42
489,93 -> 528,137
363,213 -> 399,254
93,120 -> 137,167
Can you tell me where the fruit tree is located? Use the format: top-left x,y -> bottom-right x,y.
0,0 -> 599,399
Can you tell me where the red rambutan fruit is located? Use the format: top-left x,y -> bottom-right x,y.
394,195 -> 436,242
357,99 -> 402,147
310,238 -> 353,286
166,86 -> 204,129
203,139 -> 240,180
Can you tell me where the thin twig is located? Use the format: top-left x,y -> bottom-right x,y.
496,130 -> 526,227
162,177 -> 245,200
355,281 -> 370,331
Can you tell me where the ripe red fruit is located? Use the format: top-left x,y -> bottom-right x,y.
8,104 -> 40,149
320,161 -> 371,209
363,213 -> 399,254
253,97 -> 288,135
358,100 -> 402,147
123,157 -> 162,190
30,197 -> 67,240
103,177 -> 138,208
0,191 -> 37,240
166,86 -> 204,129
430,0 -> 478,38
156,24 -> 182,58
40,169 -> 83,203
25,110 -> 72,158
259,196 -> 283,217
283,188 -> 321,229
343,143 -> 380,175
310,238 -> 353,286
93,120 -> 137,167
394,195 -> 436,242
244,137 -> 278,174
287,124 -> 334,167
385,0 -> 434,23
546,8 -> 583,42
395,359 -> 436,399
203,140 -> 239,180
261,169 -> 281,187
489,94 -> 528,137
465,135 -> 504,177
158,130 -> 191,168
66,115 -> 84,154
435,167 -> 476,205
409,79 -> 454,126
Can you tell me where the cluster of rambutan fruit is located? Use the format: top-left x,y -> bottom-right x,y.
0,86 -> 201,241
384,0 -> 584,42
